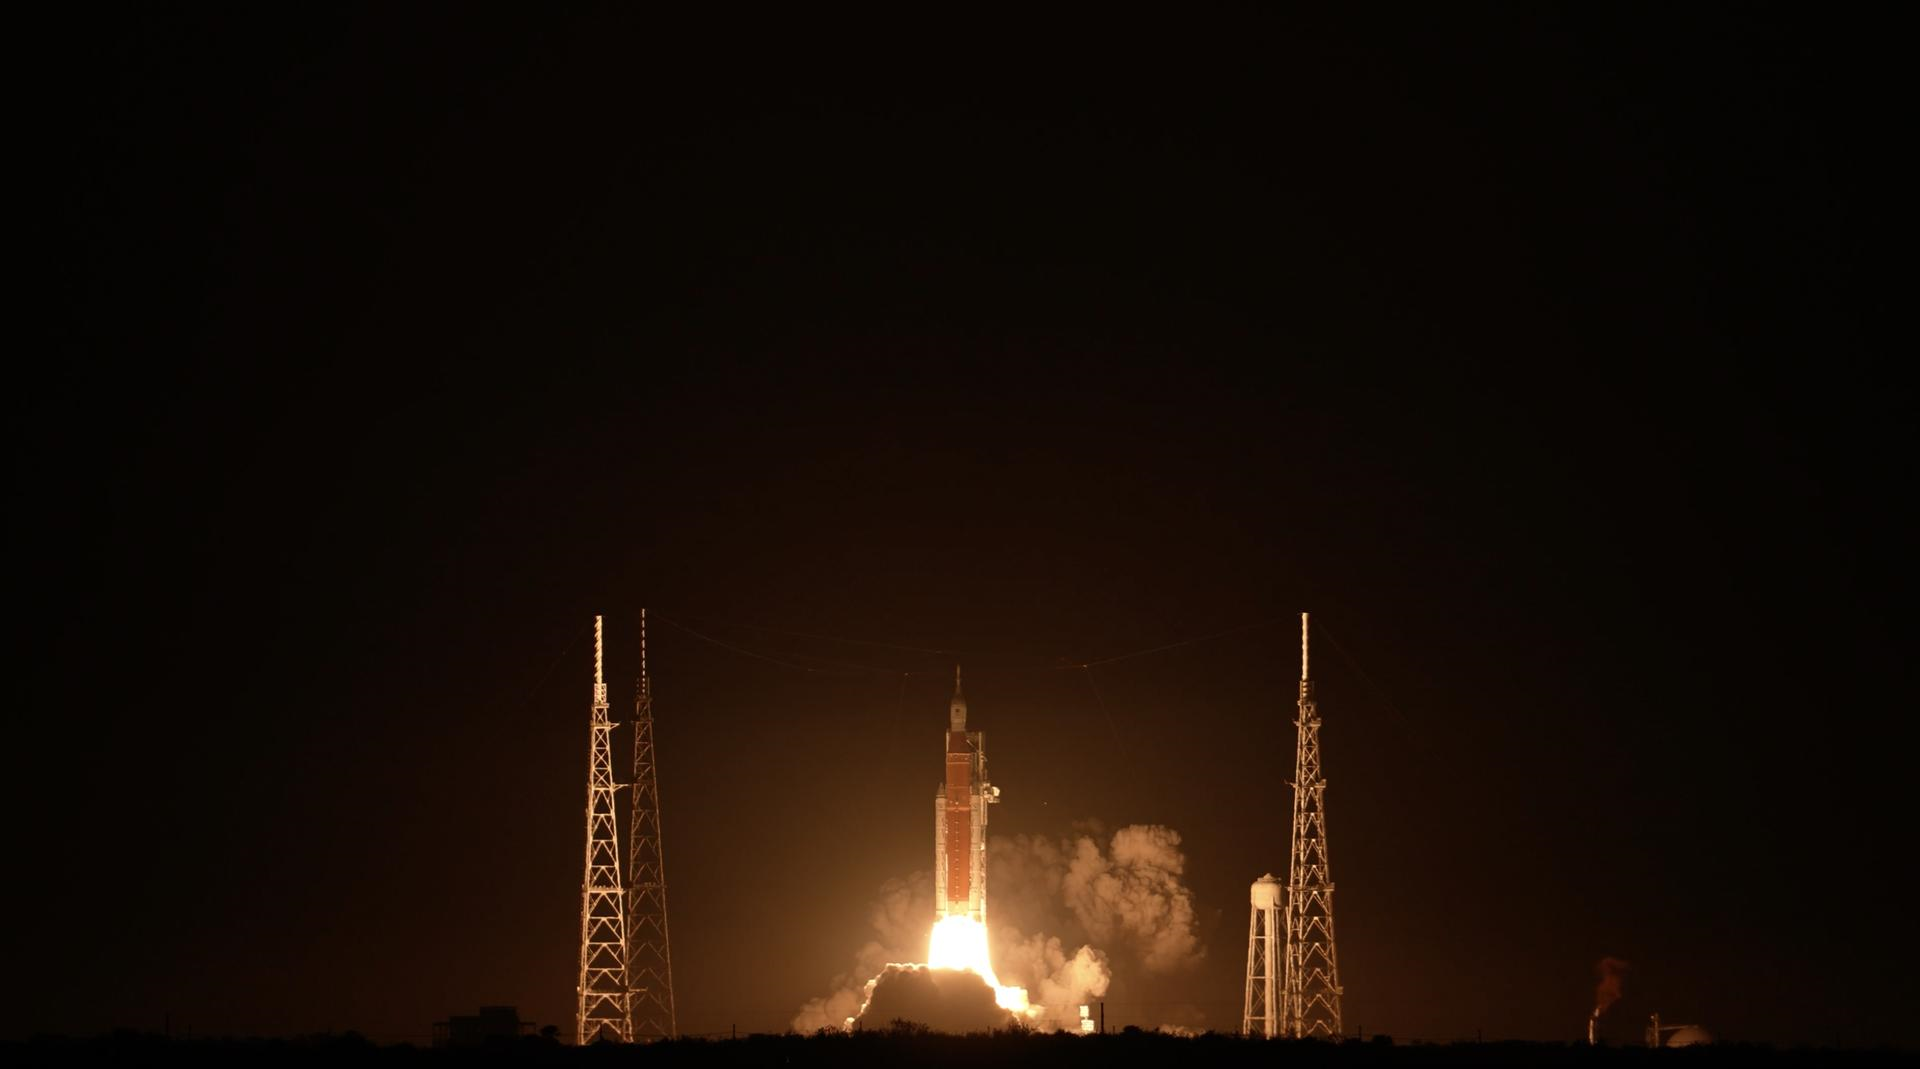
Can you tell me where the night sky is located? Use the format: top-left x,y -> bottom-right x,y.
17,7 -> 1909,1050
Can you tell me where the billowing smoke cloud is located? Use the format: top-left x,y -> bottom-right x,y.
866,872 -> 935,954
1067,825 -> 1204,971
856,965 -> 1013,1034
994,931 -> 1110,1031
792,874 -> 933,1033
795,823 -> 1204,1033
991,824 -> 1206,974
1592,956 -> 1630,1018
792,977 -> 866,1035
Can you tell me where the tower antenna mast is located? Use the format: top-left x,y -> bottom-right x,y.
576,615 -> 632,1043
626,608 -> 678,1040
1283,612 -> 1344,1037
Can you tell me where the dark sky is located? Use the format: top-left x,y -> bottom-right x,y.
16,7 -> 1909,1050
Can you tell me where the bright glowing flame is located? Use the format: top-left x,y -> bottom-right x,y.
840,915 -> 1049,1029
927,914 -> 1030,1014
927,916 -> 996,978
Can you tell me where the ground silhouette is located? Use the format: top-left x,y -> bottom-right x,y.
6,1028 -> 1911,1067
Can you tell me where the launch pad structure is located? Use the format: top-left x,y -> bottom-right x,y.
577,609 -> 1342,1041
1282,612 -> 1344,1038
1247,613 -> 1346,1039
626,609 -> 677,1041
576,616 -> 632,1044
574,612 -> 678,1045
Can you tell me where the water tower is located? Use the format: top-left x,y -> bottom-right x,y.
1241,873 -> 1283,1037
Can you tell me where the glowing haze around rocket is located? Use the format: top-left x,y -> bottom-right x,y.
935,667 -> 998,922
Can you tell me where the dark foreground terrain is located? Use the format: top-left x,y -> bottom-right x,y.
5,1030 -> 1910,1068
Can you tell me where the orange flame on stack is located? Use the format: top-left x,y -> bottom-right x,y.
1588,956 -> 1630,1042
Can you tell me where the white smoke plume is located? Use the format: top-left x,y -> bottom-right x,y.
991,930 -> 1110,1030
791,874 -> 932,1033
856,964 -> 1012,1034
991,823 -> 1206,974
794,823 -> 1203,1033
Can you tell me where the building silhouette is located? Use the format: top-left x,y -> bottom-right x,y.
432,1006 -> 533,1048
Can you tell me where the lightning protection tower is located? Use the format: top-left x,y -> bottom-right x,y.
1283,612 -> 1344,1038
577,615 -> 632,1044
625,609 -> 678,1040
1242,873 -> 1283,1037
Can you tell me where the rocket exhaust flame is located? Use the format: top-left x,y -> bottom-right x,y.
928,915 -> 1031,1014
849,671 -> 1041,1027
924,669 -> 1031,1016
800,672 -> 1116,1034
835,916 -> 1035,1030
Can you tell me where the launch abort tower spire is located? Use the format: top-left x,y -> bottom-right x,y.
576,615 -> 632,1044
1283,612 -> 1344,1038
625,609 -> 677,1041
1242,873 -> 1283,1037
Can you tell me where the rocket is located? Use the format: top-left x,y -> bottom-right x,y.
934,666 -> 999,922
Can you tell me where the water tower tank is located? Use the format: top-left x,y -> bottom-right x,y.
1251,873 -> 1283,909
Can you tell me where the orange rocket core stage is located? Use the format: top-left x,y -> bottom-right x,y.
934,667 -> 996,922
944,729 -> 973,910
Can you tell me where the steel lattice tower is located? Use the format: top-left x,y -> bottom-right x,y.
1242,873 -> 1283,1037
1283,612 -> 1344,1038
577,615 -> 632,1044
625,609 -> 677,1041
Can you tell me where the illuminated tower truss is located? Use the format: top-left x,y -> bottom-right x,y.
577,615 -> 632,1044
625,609 -> 678,1041
1283,612 -> 1344,1038
1242,873 -> 1283,1037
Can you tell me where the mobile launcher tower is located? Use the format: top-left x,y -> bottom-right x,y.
934,668 -> 1000,922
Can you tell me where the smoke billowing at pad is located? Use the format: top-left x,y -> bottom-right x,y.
855,966 -> 1013,1034
792,875 -> 935,1033
992,824 -> 1206,973
797,673 -> 1204,1034
794,822 -> 1202,1033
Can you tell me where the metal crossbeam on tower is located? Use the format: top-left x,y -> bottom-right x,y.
577,615 -> 632,1044
626,608 -> 677,1041
1283,612 -> 1344,1038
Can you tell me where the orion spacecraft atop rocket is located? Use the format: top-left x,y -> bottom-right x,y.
935,667 -> 999,923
